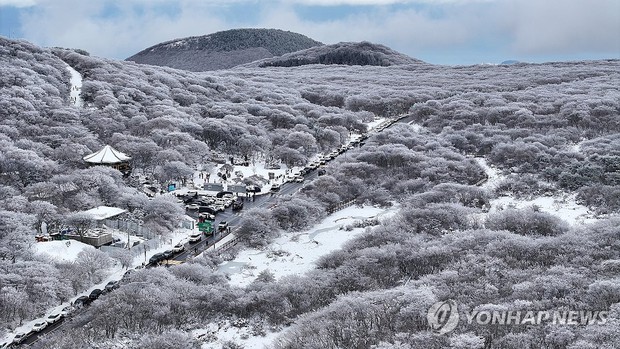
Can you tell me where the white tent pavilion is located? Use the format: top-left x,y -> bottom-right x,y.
83,145 -> 131,173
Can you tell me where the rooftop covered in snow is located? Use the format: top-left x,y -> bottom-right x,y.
82,206 -> 127,221
83,145 -> 131,164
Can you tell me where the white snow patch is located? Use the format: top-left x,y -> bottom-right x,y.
196,321 -> 281,349
489,194 -> 597,226
408,122 -> 423,132
34,240 -> 95,262
474,157 -> 502,190
475,156 -> 600,226
219,204 -> 398,287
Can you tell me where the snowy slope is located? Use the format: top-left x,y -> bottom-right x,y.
220,204 -> 398,287
65,64 -> 83,107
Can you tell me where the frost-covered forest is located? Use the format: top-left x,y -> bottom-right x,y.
1,35 -> 620,348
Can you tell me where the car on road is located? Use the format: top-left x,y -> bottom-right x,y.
73,295 -> 90,306
189,232 -> 202,243
232,199 -> 243,211
317,169 -> 326,176
89,288 -> 103,301
212,204 -> 225,212
45,313 -> 63,324
172,242 -> 185,253
199,212 -> 216,221
12,332 -> 30,344
104,280 -> 120,292
198,206 -> 217,215
294,175 -> 304,183
218,221 -> 229,232
121,269 -> 133,283
162,250 -> 174,259
32,321 -> 47,332
148,252 -> 166,265
185,203 -> 200,210
270,184 -> 281,192
60,305 -> 74,316
246,185 -> 261,193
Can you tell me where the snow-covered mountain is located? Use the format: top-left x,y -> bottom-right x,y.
126,28 -> 323,71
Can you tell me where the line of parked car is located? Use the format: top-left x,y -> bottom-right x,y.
72,279 -> 120,308
2,291 -> 91,347
177,191 -> 241,218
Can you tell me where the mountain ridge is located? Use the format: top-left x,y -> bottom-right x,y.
126,28 -> 323,71
249,41 -> 425,68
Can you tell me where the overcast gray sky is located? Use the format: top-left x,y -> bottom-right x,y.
1,0 -> 619,65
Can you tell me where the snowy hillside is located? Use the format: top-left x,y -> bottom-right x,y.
252,41 -> 424,68
1,35 -> 619,349
126,28 -> 323,71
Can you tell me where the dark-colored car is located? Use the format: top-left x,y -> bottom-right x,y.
73,295 -> 90,306
89,289 -> 103,301
317,169 -> 326,176
148,252 -> 166,265
232,200 -> 243,211
162,250 -> 174,260
104,280 -> 119,292
121,269 -> 133,283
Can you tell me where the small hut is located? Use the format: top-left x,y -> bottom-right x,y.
83,145 -> 131,174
